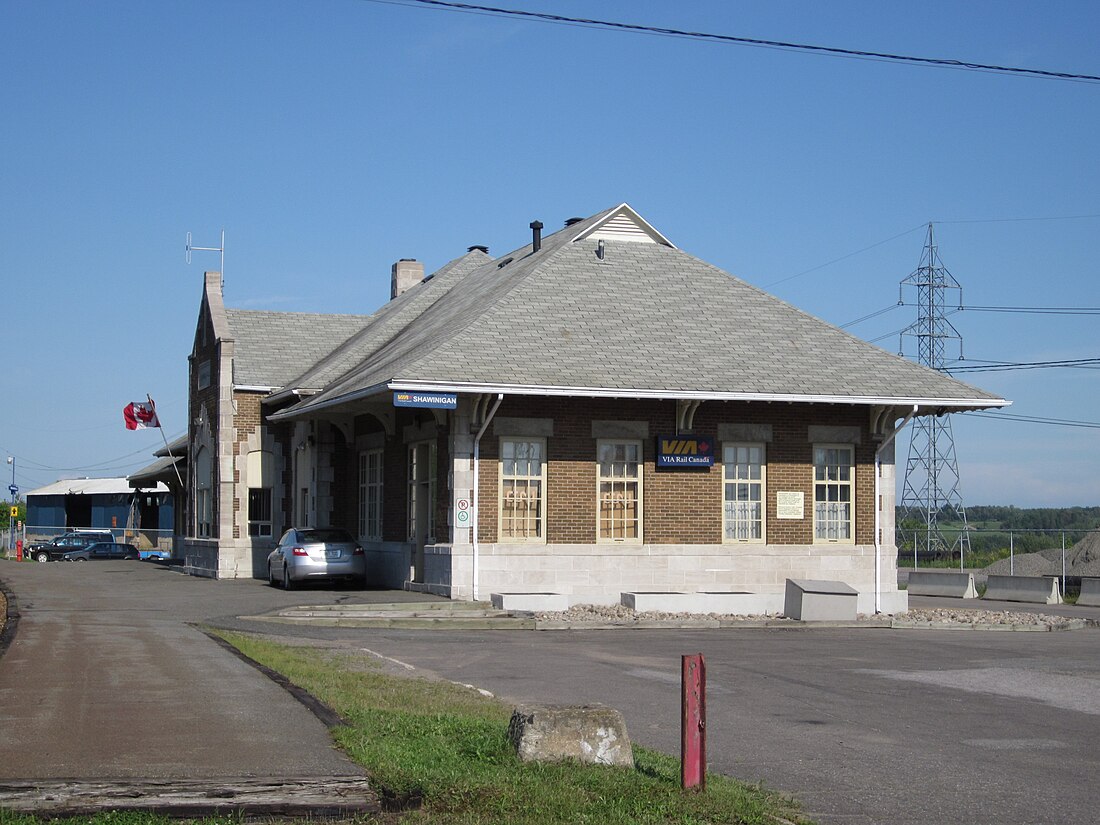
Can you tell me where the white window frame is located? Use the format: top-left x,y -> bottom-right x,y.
498,437 -> 547,543
596,439 -> 643,543
813,443 -> 855,544
359,448 -> 384,541
722,442 -> 766,543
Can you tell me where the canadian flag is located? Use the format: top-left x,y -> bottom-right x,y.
123,399 -> 160,430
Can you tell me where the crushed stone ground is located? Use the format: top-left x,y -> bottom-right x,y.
534,603 -> 1081,629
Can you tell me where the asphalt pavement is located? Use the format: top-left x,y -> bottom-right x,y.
0,560 -> 424,815
4,559 -> 1100,823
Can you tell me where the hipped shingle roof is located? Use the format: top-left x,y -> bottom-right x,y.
269,204 -> 1006,418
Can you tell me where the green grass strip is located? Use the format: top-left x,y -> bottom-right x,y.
214,631 -> 807,825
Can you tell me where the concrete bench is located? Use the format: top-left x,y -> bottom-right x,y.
907,571 -> 978,599
491,593 -> 569,612
622,592 -> 784,615
982,575 -> 1063,605
784,579 -> 858,621
1075,578 -> 1100,607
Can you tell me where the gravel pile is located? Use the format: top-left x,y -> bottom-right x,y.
534,603 -> 788,624
984,531 -> 1100,578
534,603 -> 1080,629
900,607 -> 1077,629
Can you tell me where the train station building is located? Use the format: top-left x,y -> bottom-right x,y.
181,204 -> 1007,613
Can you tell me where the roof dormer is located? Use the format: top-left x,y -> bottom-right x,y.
570,203 -> 675,248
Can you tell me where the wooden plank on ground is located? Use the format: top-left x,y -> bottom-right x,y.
0,776 -> 380,818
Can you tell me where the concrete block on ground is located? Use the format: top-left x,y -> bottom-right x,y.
857,589 -> 909,615
490,592 -> 569,612
1077,578 -> 1100,607
908,571 -> 979,599
508,704 -> 633,767
784,579 -> 858,621
983,575 -> 1062,605
621,591 -> 783,615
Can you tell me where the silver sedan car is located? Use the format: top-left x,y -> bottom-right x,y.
267,527 -> 365,590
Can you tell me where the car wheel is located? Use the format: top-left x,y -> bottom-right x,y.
75,558 -> 87,562
282,565 -> 294,591
35,552 -> 50,563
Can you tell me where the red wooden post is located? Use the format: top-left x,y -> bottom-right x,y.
681,653 -> 706,790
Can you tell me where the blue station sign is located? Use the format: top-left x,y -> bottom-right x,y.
393,391 -> 458,410
656,435 -> 714,468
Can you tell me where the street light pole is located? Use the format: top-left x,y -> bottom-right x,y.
6,456 -> 15,553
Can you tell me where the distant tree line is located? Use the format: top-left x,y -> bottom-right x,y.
897,505 -> 1100,557
963,505 -> 1100,532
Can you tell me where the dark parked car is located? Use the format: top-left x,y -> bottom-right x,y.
61,542 -> 141,562
267,527 -> 365,589
28,531 -> 115,563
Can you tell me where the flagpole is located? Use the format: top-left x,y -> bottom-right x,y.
149,395 -> 186,490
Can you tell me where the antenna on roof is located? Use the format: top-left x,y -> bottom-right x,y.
186,229 -> 226,283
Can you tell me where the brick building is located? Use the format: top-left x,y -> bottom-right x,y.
182,204 -> 1007,613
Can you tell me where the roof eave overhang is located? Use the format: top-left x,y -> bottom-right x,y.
263,386 -> 323,406
267,381 -> 391,420
268,378 -> 1008,420
390,380 -> 1009,412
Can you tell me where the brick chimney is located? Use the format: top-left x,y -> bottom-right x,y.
391,258 -> 424,300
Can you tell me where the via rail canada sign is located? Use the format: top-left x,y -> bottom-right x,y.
656,435 -> 714,467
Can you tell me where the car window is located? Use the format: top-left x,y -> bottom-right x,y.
299,528 -> 353,543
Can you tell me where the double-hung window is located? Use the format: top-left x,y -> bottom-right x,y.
814,444 -> 854,543
597,440 -> 642,542
723,443 -> 765,542
499,438 -> 546,541
359,449 -> 383,541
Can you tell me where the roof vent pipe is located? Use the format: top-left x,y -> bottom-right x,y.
530,220 -> 543,253
468,245 -> 489,254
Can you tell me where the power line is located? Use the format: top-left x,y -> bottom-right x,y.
846,302 -> 1100,329
1,432 -> 186,474
840,303 -> 903,329
934,213 -> 1100,224
379,0 -> 1100,83
766,225 -> 926,288
961,305 -> 1100,315
949,358 -> 1100,373
964,411 -> 1100,429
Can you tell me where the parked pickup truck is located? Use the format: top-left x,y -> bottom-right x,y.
26,531 -> 115,563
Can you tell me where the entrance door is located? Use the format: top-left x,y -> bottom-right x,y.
408,442 -> 433,583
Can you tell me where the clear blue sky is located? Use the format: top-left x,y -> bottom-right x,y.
2,0 -> 1097,507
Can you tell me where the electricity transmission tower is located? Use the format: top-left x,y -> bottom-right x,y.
896,224 -> 972,563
